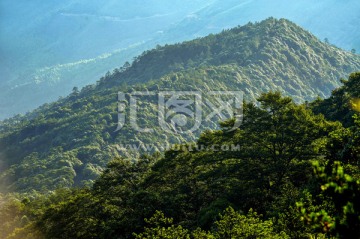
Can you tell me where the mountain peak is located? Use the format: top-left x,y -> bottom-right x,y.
102,18 -> 359,99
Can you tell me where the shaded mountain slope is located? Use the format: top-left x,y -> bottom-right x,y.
0,18 -> 360,193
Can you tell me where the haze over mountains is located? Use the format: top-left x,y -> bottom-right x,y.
1,0 -> 360,119
1,18 -> 359,193
0,0 -> 210,118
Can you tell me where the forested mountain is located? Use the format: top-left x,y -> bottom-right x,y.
1,74 -> 360,239
2,0 -> 360,119
102,18 -> 359,100
0,18 -> 360,194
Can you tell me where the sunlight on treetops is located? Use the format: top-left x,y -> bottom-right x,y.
351,98 -> 360,112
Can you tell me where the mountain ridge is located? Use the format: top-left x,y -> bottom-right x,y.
102,18 -> 359,100
0,18 -> 359,193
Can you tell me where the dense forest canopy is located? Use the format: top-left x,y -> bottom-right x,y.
1,73 -> 360,238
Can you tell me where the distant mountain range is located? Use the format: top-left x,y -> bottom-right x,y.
1,0 -> 360,119
0,0 -> 210,118
1,18 -> 359,193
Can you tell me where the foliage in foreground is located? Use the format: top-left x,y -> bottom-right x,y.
134,208 -> 288,239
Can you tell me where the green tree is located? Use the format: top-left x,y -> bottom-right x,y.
311,72 -> 360,127
214,207 -> 289,239
216,92 -> 340,212
133,211 -> 190,239
298,161 -> 360,238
